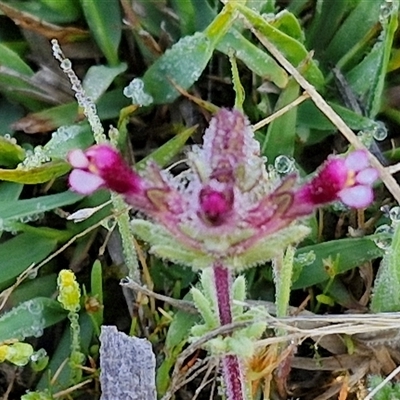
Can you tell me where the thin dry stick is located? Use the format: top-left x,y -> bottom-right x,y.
121,277 -> 197,314
250,29 -> 400,204
364,364 -> 400,400
161,358 -> 215,400
53,379 -> 93,398
192,361 -> 218,400
252,91 -> 310,131
386,162 -> 400,175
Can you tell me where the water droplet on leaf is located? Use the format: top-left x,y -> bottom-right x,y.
380,0 -> 394,22
274,155 -> 295,174
371,122 -> 388,141
123,78 -> 153,106
374,224 -> 393,249
389,206 -> 400,223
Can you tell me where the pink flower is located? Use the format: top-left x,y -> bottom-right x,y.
198,186 -> 234,226
68,145 -> 143,196
294,150 -> 378,212
66,110 -> 379,263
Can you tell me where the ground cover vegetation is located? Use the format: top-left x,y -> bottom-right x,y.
1,0 -> 400,399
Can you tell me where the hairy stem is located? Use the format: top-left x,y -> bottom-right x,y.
213,263 -> 247,400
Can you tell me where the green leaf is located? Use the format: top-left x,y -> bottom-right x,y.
306,0 -> 350,59
297,100 -> 380,130
262,78 -> 299,162
0,161 -> 70,184
0,181 -> 23,201
0,190 -> 82,222
371,220 -> 400,312
217,29 -> 288,89
36,313 -> 93,392
269,10 -> 305,43
170,0 -> 196,35
79,0 -> 122,65
324,0 -> 384,64
44,124 -> 94,159
82,63 -> 127,103
136,125 -> 196,171
0,96 -> 24,133
0,43 -> 34,76
0,136 -> 25,167
157,305 -> 199,396
191,0 -> 215,31
10,274 -> 58,305
139,32 -> 214,104
0,0 -> 81,24
14,89 -> 130,134
316,294 -> 335,307
90,260 -> 103,328
237,3 -> 325,88
346,0 -> 399,117
135,4 -> 237,105
0,70 -> 50,111
0,233 -> 57,289
292,236 -> 384,289
38,0 -> 81,21
0,297 -> 67,342
232,225 -> 310,272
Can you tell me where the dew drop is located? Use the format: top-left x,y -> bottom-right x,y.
374,224 -> 393,249
357,130 -> 373,148
274,155 -> 295,174
26,269 -> 38,280
60,59 -> 72,70
295,251 -> 316,266
389,206 -> 400,223
380,0 -> 394,22
380,204 -> 391,216
29,319 -> 45,338
31,348 -> 49,372
123,78 -> 153,106
371,122 -> 388,141
27,300 -> 43,314
31,348 -> 47,363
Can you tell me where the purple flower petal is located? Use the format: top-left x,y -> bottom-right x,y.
356,168 -> 379,185
344,150 -> 369,171
339,185 -> 373,208
68,149 -> 89,169
69,170 -> 104,195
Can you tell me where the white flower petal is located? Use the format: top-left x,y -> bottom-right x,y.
69,170 -> 104,195
344,150 -> 369,171
356,168 -> 379,185
67,149 -> 89,168
339,185 -> 373,208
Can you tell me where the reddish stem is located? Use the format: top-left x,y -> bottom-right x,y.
213,263 -> 246,400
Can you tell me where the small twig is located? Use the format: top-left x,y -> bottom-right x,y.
192,361 -> 218,400
386,162 -> 400,175
53,379 -> 93,398
252,91 -> 310,131
364,364 -> 400,400
169,359 -> 214,399
121,277 -> 197,314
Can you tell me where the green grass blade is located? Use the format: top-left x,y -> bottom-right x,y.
292,236 -> 384,289
79,0 -> 122,66
0,297 -> 67,342
262,78 -> 300,161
